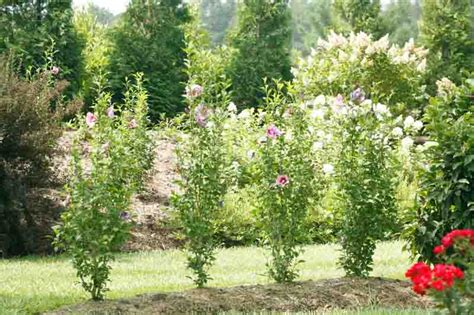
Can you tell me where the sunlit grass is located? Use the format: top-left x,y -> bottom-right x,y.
0,241 -> 427,315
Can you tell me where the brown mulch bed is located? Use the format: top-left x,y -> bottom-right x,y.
47,277 -> 432,314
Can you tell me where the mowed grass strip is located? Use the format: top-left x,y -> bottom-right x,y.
0,241 -> 422,315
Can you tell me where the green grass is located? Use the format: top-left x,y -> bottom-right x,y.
0,241 -> 430,315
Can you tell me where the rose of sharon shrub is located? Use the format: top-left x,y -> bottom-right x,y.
406,229 -> 473,314
54,75 -> 152,301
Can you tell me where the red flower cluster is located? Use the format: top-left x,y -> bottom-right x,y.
406,262 -> 464,295
433,229 -> 474,255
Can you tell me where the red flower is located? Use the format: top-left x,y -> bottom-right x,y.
433,245 -> 445,255
441,229 -> 474,248
406,262 -> 463,295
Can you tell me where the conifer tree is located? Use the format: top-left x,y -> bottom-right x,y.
228,0 -> 292,109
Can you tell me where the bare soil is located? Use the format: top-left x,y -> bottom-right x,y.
47,277 -> 432,314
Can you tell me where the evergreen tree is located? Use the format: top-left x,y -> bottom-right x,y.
382,0 -> 421,45
419,0 -> 474,86
333,0 -> 384,38
291,0 -> 334,54
0,0 -> 84,95
108,0 -> 190,120
228,0 -> 292,109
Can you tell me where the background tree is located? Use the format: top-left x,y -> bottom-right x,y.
228,0 -> 292,109
381,0 -> 421,45
108,0 -> 190,120
200,0 -> 236,46
419,0 -> 474,87
291,0 -> 334,55
333,0 -> 384,38
0,0 -> 84,96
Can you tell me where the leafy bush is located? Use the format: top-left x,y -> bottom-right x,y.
54,74 -> 152,300
0,56 -> 79,257
331,92 -> 398,277
404,78 -> 474,262
292,32 -> 428,115
73,7 -> 112,109
254,82 -> 323,282
228,0 -> 292,109
108,0 -> 190,120
333,0 -> 384,38
0,0 -> 84,96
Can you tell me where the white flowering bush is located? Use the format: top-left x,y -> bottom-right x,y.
54,75 -> 152,300
292,32 -> 428,115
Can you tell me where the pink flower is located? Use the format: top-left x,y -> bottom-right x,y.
266,124 -> 282,139
275,175 -> 289,187
106,106 -> 115,118
186,84 -> 203,98
128,119 -> 138,129
194,103 -> 210,127
86,112 -> 97,128
50,66 -> 60,75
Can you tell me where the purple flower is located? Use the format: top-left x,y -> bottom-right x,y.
106,106 -> 115,118
266,124 -> 282,139
350,88 -> 365,103
275,175 -> 290,187
86,112 -> 97,128
120,211 -> 131,221
194,103 -> 210,127
186,84 -> 203,98
50,66 -> 60,75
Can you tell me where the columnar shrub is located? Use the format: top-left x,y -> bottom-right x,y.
73,8 -> 112,109
254,82 -> 322,282
173,15 -> 233,286
54,75 -> 151,300
331,92 -> 398,277
405,79 -> 474,261
228,0 -> 292,109
292,32 -> 428,115
108,0 -> 190,120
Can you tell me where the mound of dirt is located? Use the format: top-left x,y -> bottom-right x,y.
47,278 -> 432,314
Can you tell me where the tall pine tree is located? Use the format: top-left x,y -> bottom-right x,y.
333,0 -> 384,38
228,0 -> 292,109
108,0 -> 190,120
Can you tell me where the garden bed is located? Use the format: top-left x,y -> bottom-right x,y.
47,277 -> 432,314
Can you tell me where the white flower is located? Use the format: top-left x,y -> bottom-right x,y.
310,109 -> 325,120
401,136 -> 414,150
246,150 -> 255,159
404,116 -> 415,129
238,109 -> 251,120
416,59 -> 427,72
206,121 -> 215,129
307,126 -> 315,134
374,103 -> 389,115
322,164 -> 335,175
227,102 -> 237,113
316,130 -> 325,138
392,127 -> 403,137
413,120 -> 423,131
423,141 -> 438,149
312,141 -> 324,151
258,136 -> 267,144
284,131 -> 293,142
314,95 -> 326,106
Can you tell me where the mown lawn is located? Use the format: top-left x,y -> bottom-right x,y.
0,241 -> 432,315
